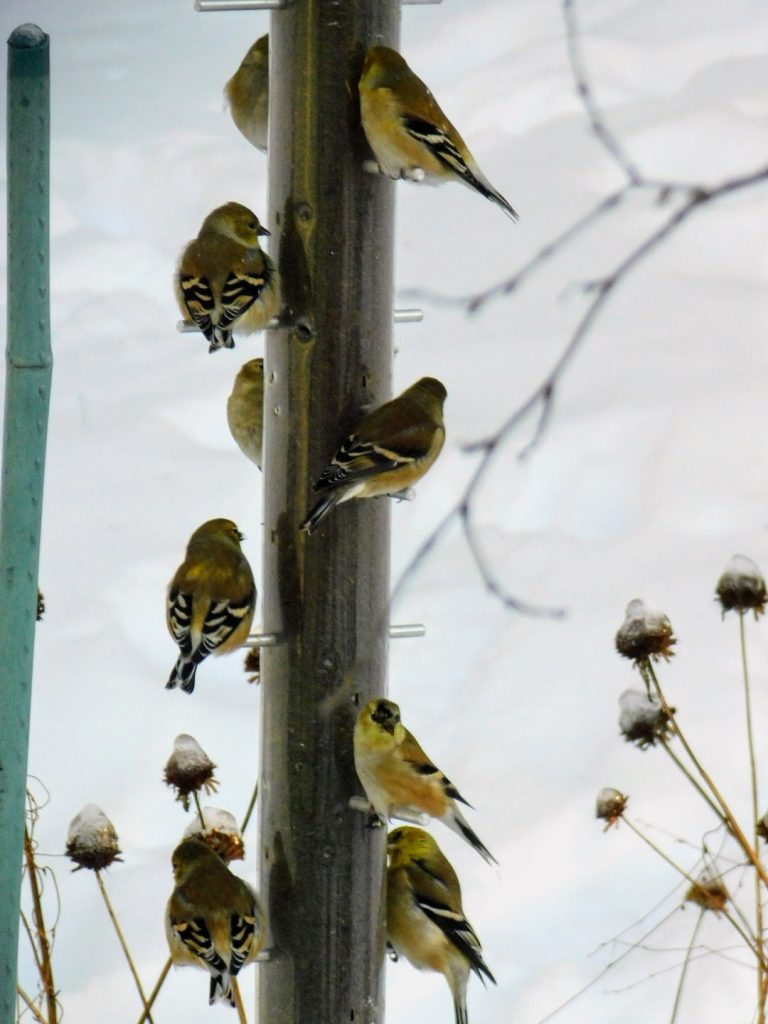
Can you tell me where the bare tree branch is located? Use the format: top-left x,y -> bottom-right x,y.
391,0 -> 768,614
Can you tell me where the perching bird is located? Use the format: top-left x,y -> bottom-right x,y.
165,838 -> 265,1007
353,698 -> 496,865
225,35 -> 269,152
227,358 -> 264,469
358,46 -> 518,221
300,376 -> 447,535
387,827 -> 495,1024
176,202 -> 278,353
166,519 -> 255,694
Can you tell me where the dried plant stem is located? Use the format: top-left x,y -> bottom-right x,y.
241,780 -> 259,834
193,791 -> 207,830
16,983 -> 49,1024
23,827 -> 58,1024
669,908 -> 704,1024
622,816 -> 762,961
134,957 -> 172,1024
641,660 -> 768,890
738,611 -> 766,1024
658,738 -> 728,828
232,977 -> 248,1024
94,871 -> 155,1024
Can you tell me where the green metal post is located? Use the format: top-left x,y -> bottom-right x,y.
0,24 -> 52,1024
259,2 -> 399,1021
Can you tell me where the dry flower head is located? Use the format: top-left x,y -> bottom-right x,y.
66,804 -> 122,871
596,787 -> 627,828
183,806 -> 245,862
615,599 -> 676,663
164,733 -> 218,811
715,554 -> 766,619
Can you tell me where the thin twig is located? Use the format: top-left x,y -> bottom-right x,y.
659,738 -> 729,829
23,827 -> 57,1024
16,984 -> 49,1024
738,611 -> 766,1024
95,871 -> 155,1024
535,905 -> 683,1023
622,816 -> 761,962
193,791 -> 207,830
669,909 -> 704,1024
562,0 -> 641,182
643,659 -> 768,892
232,977 -> 248,1024
134,957 -> 172,1024
241,780 -> 259,834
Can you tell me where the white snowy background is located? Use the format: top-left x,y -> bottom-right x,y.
2,0 -> 768,1021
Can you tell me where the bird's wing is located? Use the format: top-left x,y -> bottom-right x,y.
411,885 -> 496,985
179,274 -> 216,342
171,916 -> 228,975
229,909 -> 259,976
197,596 -> 254,660
398,729 -> 471,807
167,588 -> 194,657
315,423 -> 432,491
218,264 -> 271,331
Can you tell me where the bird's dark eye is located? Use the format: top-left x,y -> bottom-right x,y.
248,221 -> 257,230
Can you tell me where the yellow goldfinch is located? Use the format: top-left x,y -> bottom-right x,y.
300,376 -> 447,535
175,202 -> 278,353
359,46 -> 518,221
387,827 -> 495,1024
227,358 -> 264,469
165,838 -> 265,1006
166,519 -> 255,694
225,35 -> 269,152
354,698 -> 496,866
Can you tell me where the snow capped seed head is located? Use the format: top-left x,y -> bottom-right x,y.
619,689 -> 674,749
183,806 -> 244,862
615,599 -> 676,663
164,734 -> 218,811
596,788 -> 627,827
686,873 -> 728,912
66,804 -> 122,871
715,555 -> 766,619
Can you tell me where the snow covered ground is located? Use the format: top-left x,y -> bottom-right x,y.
2,0 -> 768,1021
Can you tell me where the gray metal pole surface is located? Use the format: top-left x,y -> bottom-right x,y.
0,24 -> 52,1024
259,3 -> 399,1022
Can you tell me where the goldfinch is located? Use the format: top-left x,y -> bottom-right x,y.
300,376 -> 446,535
225,35 -> 269,152
165,838 -> 264,1006
359,46 -> 518,221
387,827 -> 495,1024
175,202 -> 278,353
166,518 -> 255,694
227,358 -> 264,469
353,698 -> 496,865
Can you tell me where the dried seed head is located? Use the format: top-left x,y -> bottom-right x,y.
619,689 -> 674,749
757,811 -> 768,843
715,555 -> 766,618
183,806 -> 244,862
596,788 -> 627,827
686,874 -> 729,912
66,804 -> 122,871
164,734 -> 218,811
244,647 -> 260,683
615,599 -> 676,663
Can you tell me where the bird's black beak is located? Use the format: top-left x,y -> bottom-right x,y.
258,225 -> 270,238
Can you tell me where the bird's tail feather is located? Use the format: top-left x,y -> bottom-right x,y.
448,806 -> 497,866
299,491 -> 342,535
166,657 -> 197,694
209,971 -> 235,1006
